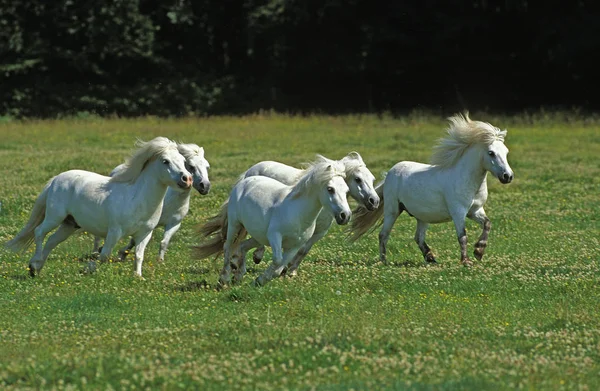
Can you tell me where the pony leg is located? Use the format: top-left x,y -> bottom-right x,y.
233,238 -> 260,284
468,208 -> 491,261
117,238 -> 135,261
451,212 -> 472,267
379,202 -> 403,265
255,246 -> 298,287
415,220 -> 436,264
31,222 -> 78,276
158,222 -> 181,263
92,236 -> 102,253
286,214 -> 333,276
252,245 -> 266,264
219,221 -> 242,287
29,217 -> 63,277
254,232 -> 286,286
132,231 -> 152,277
90,228 -> 123,273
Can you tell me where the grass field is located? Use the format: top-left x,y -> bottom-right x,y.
0,113 -> 598,390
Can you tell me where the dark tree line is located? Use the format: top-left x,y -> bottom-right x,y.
1,0 -> 598,118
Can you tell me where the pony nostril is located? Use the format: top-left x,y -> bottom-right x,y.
340,212 -> 346,221
503,173 -> 510,181
369,197 -> 376,205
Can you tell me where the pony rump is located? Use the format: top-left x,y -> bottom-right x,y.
193,202 -> 247,260
291,158 -> 346,198
431,113 -> 507,168
111,137 -> 178,183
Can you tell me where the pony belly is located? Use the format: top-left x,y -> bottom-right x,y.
401,199 -> 452,224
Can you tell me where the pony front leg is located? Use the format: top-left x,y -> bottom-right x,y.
117,238 -> 135,261
285,216 -> 332,276
132,231 -> 152,277
93,228 -> 123,273
254,232 -> 286,286
414,220 -> 436,264
252,245 -> 266,264
451,213 -> 472,267
158,222 -> 181,263
468,208 -> 491,261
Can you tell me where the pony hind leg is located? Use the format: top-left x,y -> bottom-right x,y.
118,238 -> 135,261
379,202 -> 404,265
414,220 -> 436,264
233,237 -> 260,284
468,208 -> 491,261
219,221 -> 244,288
29,214 -> 67,276
32,222 -> 79,276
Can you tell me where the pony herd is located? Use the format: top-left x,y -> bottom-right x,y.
5,113 -> 514,287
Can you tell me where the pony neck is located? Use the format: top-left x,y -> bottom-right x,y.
129,161 -> 170,209
453,145 -> 487,187
284,186 -> 324,227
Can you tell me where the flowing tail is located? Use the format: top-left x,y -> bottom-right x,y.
347,182 -> 385,242
192,201 -> 247,260
5,181 -> 51,252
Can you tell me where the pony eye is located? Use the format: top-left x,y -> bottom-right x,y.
327,186 -> 335,194
162,159 -> 170,165
186,164 -> 196,172
355,177 -> 362,184
488,151 -> 496,157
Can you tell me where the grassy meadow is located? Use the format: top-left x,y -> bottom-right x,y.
0,113 -> 598,390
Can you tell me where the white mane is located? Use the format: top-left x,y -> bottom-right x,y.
290,158 -> 346,198
177,143 -> 209,167
430,113 -> 507,168
111,137 -> 178,183
340,151 -> 367,176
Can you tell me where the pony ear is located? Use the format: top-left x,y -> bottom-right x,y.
347,151 -> 363,163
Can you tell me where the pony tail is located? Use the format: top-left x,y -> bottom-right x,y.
5,180 -> 52,252
192,202 -> 229,259
346,182 -> 385,242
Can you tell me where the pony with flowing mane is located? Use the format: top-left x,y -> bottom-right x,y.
194,158 -> 352,287
93,142 -> 211,263
6,137 -> 192,277
231,152 -> 379,276
348,113 -> 514,266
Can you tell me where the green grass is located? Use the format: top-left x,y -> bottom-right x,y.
0,113 -> 598,390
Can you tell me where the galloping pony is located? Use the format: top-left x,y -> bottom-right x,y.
194,159 -> 351,287
348,113 -> 514,266
93,143 -> 211,262
236,152 -> 379,276
6,137 -> 192,277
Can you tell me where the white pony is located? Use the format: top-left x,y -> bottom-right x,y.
194,159 -> 352,287
5,137 -> 192,277
93,143 -> 211,262
348,113 -> 514,266
235,152 -> 379,276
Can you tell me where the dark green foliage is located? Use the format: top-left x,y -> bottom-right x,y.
1,0 -> 599,117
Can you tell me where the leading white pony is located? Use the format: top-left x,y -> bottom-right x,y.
93,142 -> 211,262
235,152 -> 379,276
348,113 -> 514,266
5,137 -> 192,277
194,159 -> 352,287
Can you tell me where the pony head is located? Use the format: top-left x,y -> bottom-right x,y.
111,137 -> 192,189
178,143 -> 211,195
340,152 -> 379,211
431,113 -> 514,184
294,158 -> 351,225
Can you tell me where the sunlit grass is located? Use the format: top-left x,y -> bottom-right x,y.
0,113 -> 598,390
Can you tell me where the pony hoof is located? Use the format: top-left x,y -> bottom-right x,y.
252,278 -> 264,287
473,248 -> 484,261
253,254 -> 263,264
462,258 -> 473,267
28,265 -> 36,278
425,253 -> 437,264
287,270 -> 298,277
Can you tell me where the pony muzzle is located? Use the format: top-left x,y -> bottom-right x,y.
195,180 -> 211,195
498,172 -> 514,184
179,174 -> 193,189
335,210 -> 351,225
366,195 -> 380,211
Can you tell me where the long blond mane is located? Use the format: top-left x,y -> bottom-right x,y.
111,137 -> 178,183
290,157 -> 346,197
430,113 -> 507,168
